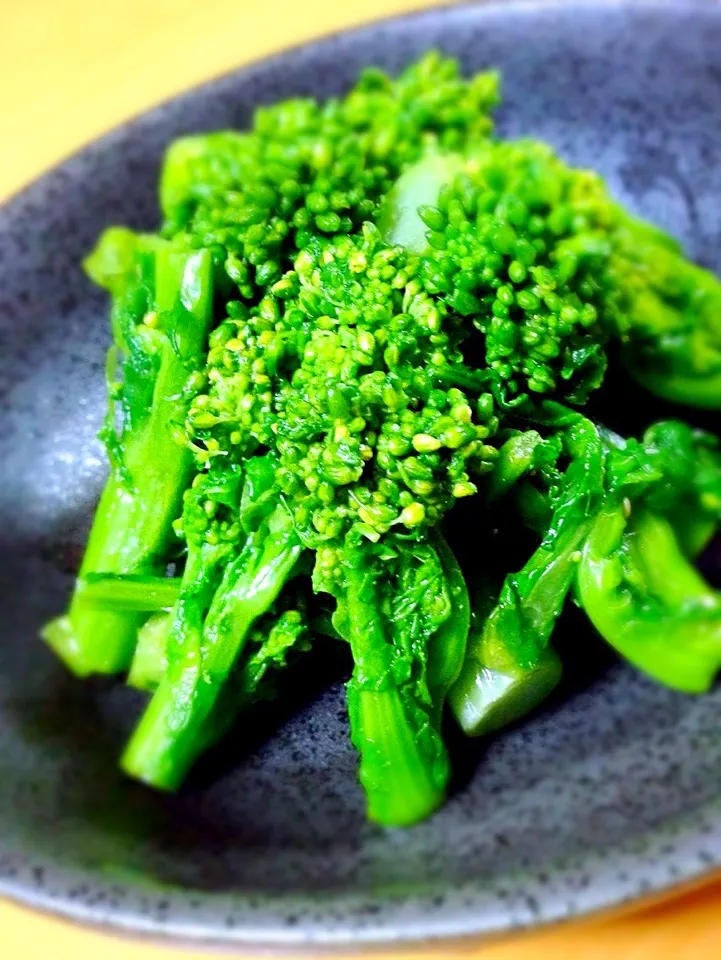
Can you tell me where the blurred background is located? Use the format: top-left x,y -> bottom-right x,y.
1,0 -> 452,201
2,1 -> 721,958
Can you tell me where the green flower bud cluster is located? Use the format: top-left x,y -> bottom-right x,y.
414,140 -> 613,403
184,293 -> 306,462
171,465 -> 244,553
161,53 -> 499,301
270,226 -> 500,552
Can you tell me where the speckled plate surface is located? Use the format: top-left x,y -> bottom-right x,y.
1,0 -> 721,949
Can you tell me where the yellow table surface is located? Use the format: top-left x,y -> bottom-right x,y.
2,0 -> 721,957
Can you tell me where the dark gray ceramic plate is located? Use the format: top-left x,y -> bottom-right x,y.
2,0 -> 721,949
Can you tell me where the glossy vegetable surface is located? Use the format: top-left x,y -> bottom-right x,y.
43,53 -> 721,826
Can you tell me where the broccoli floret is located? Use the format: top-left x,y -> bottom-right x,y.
382,137 -> 721,412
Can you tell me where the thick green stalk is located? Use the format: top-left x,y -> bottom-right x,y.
578,506 -> 721,693
43,245 -> 214,676
348,686 -> 446,827
427,533 -> 471,706
77,574 -> 182,613
122,506 -> 303,790
342,543 -> 452,827
127,612 -> 172,692
448,524 -> 577,737
451,416 -> 603,736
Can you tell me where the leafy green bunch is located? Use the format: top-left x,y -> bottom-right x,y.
43,53 -> 721,829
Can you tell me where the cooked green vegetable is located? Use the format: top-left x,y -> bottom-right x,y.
604,214 -> 721,408
451,408 -> 602,735
127,612 -> 172,692
42,53 -> 721,827
381,141 -> 611,406
118,452 -> 302,789
43,231 -> 214,676
77,574 -> 183,613
330,537 -> 461,826
576,421 -> 721,692
122,497 -> 303,789
578,507 -> 721,693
